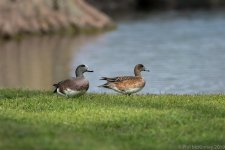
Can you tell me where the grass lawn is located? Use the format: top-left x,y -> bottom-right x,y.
0,89 -> 225,150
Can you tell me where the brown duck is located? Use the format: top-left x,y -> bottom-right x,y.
98,64 -> 149,95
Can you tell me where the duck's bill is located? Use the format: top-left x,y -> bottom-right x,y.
87,70 -> 94,72
144,69 -> 150,72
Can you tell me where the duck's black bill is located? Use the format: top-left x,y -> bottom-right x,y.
87,70 -> 94,72
144,69 -> 150,72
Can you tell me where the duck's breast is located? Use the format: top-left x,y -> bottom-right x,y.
71,77 -> 89,91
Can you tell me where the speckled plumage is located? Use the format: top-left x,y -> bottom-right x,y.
99,64 -> 149,95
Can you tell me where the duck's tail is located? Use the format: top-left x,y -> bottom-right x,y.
100,77 -> 117,82
98,83 -> 110,89
100,77 -> 109,80
53,84 -> 58,93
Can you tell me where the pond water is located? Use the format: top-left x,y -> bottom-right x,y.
1,11 -> 225,94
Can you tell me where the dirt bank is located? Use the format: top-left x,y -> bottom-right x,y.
0,0 -> 113,39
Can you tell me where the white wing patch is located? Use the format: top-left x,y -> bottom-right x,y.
57,88 -> 66,97
57,88 -> 85,97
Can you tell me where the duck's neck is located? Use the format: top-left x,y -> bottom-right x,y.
76,70 -> 84,77
134,69 -> 141,77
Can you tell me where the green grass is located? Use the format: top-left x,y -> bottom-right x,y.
0,89 -> 225,150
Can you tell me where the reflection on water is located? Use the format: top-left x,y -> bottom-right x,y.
0,35 -> 99,90
1,11 -> 225,94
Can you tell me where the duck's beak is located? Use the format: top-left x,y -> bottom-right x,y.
87,70 -> 94,72
144,69 -> 150,72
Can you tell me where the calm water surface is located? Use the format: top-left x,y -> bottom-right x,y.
1,12 -> 225,94
73,12 -> 225,94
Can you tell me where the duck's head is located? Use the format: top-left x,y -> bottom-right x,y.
76,64 -> 93,77
134,64 -> 149,76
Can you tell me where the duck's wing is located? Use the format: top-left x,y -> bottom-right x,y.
53,80 -> 65,87
53,79 -> 71,93
53,79 -> 68,93
100,76 -> 136,82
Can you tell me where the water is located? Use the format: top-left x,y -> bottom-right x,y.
73,11 -> 225,94
0,35 -> 98,90
1,11 -> 225,94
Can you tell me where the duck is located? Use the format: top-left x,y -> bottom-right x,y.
98,64 -> 149,95
53,64 -> 93,97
